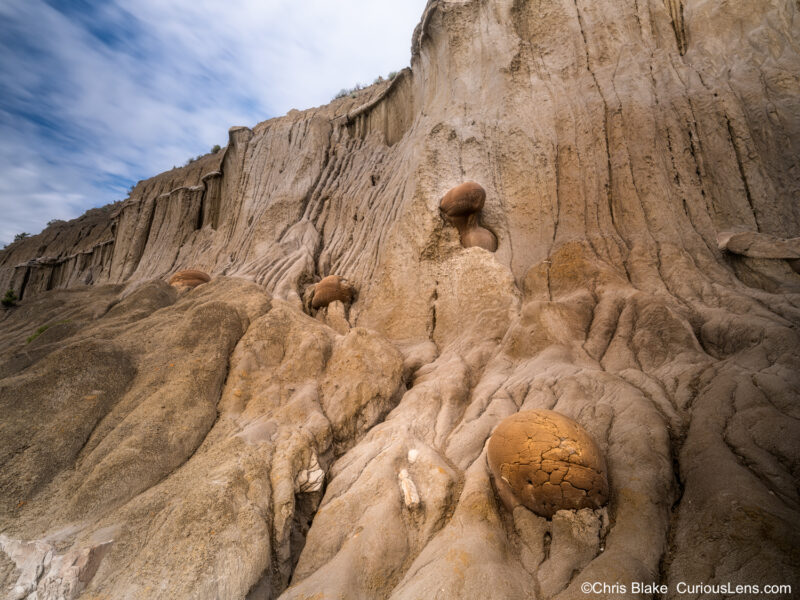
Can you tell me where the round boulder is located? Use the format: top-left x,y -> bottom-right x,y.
311,275 -> 355,309
440,181 -> 486,217
487,409 -> 609,518
168,269 -> 211,289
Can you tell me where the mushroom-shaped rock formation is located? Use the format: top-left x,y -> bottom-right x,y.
439,181 -> 498,252
487,410 -> 609,518
310,275 -> 355,309
168,269 -> 211,289
441,181 -> 486,216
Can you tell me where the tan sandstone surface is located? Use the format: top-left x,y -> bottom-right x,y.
1,0 -> 799,599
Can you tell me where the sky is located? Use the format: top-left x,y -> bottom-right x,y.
0,0 -> 428,247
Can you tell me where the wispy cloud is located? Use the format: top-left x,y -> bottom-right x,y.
0,0 -> 427,246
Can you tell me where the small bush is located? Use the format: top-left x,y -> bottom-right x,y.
333,82 -> 366,101
211,144 -> 221,153
332,71 -> 404,101
13,232 -> 30,242
47,219 -> 65,227
183,154 -> 205,166
2,289 -> 17,307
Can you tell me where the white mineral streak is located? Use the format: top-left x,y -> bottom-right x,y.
295,454 -> 326,493
398,469 -> 420,508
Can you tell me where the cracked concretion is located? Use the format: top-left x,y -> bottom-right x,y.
487,410 -> 609,518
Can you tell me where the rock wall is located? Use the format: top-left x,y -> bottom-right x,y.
1,1 -> 799,599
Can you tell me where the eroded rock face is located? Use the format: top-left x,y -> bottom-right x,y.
717,230 -> 800,259
168,269 -> 211,289
0,534 -> 112,600
439,181 -> 497,252
487,410 -> 609,518
1,0 -> 800,598
718,230 -> 800,276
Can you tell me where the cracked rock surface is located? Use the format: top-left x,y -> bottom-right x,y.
487,410 -> 609,518
1,0 -> 800,599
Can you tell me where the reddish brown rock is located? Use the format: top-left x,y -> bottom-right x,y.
461,221 -> 498,252
168,269 -> 211,289
439,182 -> 497,252
487,410 -> 609,518
440,181 -> 486,217
311,275 -> 355,309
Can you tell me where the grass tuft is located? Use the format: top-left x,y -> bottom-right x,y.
26,319 -> 71,343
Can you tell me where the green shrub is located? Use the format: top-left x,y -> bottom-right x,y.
333,82 -> 365,101
332,70 -> 404,101
2,289 -> 17,307
13,232 -> 30,242
211,144 -> 222,153
26,319 -> 70,343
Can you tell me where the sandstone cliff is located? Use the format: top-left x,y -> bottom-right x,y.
1,0 -> 799,599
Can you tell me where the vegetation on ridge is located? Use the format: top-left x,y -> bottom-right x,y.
333,70 -> 400,101
184,144 -> 223,167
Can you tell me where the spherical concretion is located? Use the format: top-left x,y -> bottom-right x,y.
311,275 -> 355,309
487,410 -> 609,518
440,181 -> 486,217
168,269 -> 211,289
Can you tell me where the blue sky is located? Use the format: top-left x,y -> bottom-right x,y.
0,0 -> 428,246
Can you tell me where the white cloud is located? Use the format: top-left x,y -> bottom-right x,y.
0,0 -> 428,246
